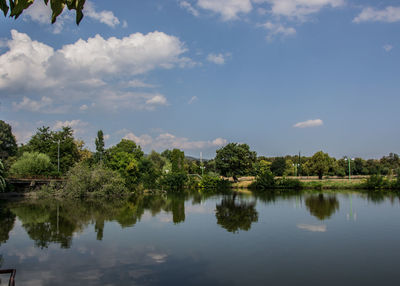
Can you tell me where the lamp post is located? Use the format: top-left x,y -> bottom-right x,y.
57,140 -> 60,174
344,157 -> 354,181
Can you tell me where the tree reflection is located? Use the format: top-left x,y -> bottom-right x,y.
6,194 -> 187,248
305,194 -> 339,220
216,193 -> 258,233
0,201 -> 16,246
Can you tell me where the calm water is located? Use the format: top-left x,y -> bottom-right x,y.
1,191 -> 400,285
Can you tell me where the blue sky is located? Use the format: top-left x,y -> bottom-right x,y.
0,0 -> 399,158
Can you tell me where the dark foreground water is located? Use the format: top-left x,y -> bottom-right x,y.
1,191 -> 400,286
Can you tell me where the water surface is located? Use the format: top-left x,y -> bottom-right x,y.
1,191 -> 400,285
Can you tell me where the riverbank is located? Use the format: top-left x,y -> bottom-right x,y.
232,176 -> 400,191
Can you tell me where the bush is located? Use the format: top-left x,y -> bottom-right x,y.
252,169 -> 275,190
159,172 -> 188,192
10,152 -> 54,177
364,175 -> 389,189
199,174 -> 231,190
276,178 -> 303,190
63,163 -> 127,197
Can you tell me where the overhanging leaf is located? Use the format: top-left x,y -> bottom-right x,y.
0,0 -> 9,17
50,0 -> 65,24
10,0 -> 34,19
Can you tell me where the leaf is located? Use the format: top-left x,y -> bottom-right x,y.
50,0 -> 65,24
10,0 -> 34,19
0,0 -> 9,17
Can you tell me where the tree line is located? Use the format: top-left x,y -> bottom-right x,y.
0,120 -> 399,193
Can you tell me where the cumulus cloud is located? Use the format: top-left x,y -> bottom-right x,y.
53,119 -> 89,134
255,0 -> 344,20
293,119 -> 323,128
84,1 -> 120,27
383,44 -> 394,52
180,1 -> 200,17
123,131 -> 227,151
261,21 -> 296,40
12,96 -> 69,114
207,53 -> 231,65
0,30 -> 190,112
197,0 -> 252,21
353,6 -> 400,23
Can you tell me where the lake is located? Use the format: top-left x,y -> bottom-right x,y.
1,191 -> 400,285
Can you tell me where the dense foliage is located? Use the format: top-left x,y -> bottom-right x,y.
10,152 -> 54,177
0,120 -> 17,160
61,163 -> 127,197
215,143 -> 257,181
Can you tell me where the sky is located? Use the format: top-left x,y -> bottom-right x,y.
0,0 -> 399,159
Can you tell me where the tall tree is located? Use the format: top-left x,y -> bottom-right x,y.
215,143 -> 257,181
95,130 -> 105,162
26,126 -> 79,173
270,157 -> 287,176
305,151 -> 332,180
0,120 -> 17,160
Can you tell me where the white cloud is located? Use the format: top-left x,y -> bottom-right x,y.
125,79 -> 155,88
293,119 -> 323,128
180,1 -> 200,17
297,224 -> 326,232
261,21 -> 296,40
84,1 -> 120,28
53,119 -> 88,134
123,131 -> 227,150
0,30 -> 190,112
207,53 -> 231,65
353,6 -> 400,23
12,96 -> 68,113
197,0 -> 252,21
383,44 -> 394,52
188,96 -> 198,104
80,104 -> 88,111
255,0 -> 344,20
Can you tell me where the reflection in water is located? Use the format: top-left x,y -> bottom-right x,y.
0,201 -> 16,246
305,194 -> 339,220
4,194 -> 187,248
215,193 -> 258,233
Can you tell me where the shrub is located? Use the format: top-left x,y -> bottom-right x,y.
199,174 -> 231,190
252,169 -> 275,190
63,163 -> 127,197
10,152 -> 54,177
159,172 -> 188,192
276,178 -> 303,190
364,175 -> 387,189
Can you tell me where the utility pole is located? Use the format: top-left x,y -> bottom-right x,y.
200,152 -> 205,177
57,139 -> 60,173
298,151 -> 301,177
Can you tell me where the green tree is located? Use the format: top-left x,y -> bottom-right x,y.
215,143 -> 257,181
138,157 -> 159,190
306,151 -> 332,180
26,126 -> 80,173
148,150 -> 166,172
270,157 -> 286,176
106,151 -> 139,187
0,0 -> 86,25
95,130 -> 105,162
10,152 -> 54,177
171,148 -> 185,173
107,139 -> 143,161
0,120 -> 17,160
